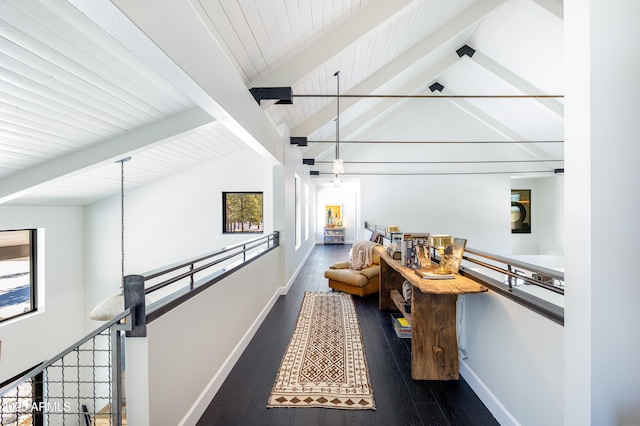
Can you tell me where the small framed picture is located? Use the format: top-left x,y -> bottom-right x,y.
325,205 -> 342,226
511,189 -> 531,234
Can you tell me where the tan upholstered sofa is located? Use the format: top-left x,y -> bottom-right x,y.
324,248 -> 380,297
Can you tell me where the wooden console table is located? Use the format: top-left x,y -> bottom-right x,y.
375,246 -> 487,380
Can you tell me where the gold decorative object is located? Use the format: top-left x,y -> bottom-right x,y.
429,235 -> 454,275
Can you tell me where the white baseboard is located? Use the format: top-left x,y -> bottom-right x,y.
459,360 -> 520,426
179,243 -> 315,425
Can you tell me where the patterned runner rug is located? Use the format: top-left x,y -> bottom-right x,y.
267,291 -> 375,410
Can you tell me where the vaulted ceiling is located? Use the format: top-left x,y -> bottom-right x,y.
0,0 -> 563,205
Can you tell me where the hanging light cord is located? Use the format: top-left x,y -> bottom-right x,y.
120,158 -> 125,290
117,157 -> 131,292
335,70 -> 340,160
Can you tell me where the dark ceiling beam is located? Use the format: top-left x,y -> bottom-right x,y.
429,82 -> 444,92
290,136 -> 307,146
249,87 -> 293,104
456,44 -> 476,57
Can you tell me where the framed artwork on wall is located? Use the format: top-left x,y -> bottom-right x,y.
223,192 -> 264,233
511,189 -> 531,234
325,205 -> 342,227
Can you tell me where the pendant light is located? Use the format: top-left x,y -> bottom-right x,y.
90,157 -> 132,320
332,71 -> 345,176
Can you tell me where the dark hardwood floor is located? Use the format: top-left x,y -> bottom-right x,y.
198,244 -> 498,426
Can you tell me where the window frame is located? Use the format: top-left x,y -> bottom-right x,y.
0,229 -> 38,324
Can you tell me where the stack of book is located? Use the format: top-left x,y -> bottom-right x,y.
392,314 -> 411,339
414,269 -> 455,280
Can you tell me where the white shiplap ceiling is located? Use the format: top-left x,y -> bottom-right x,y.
0,0 -> 564,205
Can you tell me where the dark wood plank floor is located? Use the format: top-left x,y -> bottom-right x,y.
198,244 -> 498,426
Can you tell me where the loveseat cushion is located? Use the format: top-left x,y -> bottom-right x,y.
324,264 -> 380,288
358,265 -> 380,279
324,268 -> 368,288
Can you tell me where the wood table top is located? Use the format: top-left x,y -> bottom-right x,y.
375,245 -> 487,295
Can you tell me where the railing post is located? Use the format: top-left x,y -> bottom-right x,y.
111,325 -> 123,426
243,244 -> 246,262
33,372 -> 44,426
124,275 -> 146,338
190,264 -> 194,289
507,265 -> 513,289
110,318 -> 133,426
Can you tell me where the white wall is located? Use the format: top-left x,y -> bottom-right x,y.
0,206 -> 85,383
282,137 -> 317,286
315,179 -> 361,243
360,174 -> 511,253
461,292 -> 564,425
127,250 -> 282,425
511,176 -> 564,256
565,1 -> 640,424
84,149 -> 277,329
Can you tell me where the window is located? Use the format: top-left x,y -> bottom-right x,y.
294,174 -> 301,248
304,184 -> 309,241
223,192 -> 264,233
0,229 -> 37,323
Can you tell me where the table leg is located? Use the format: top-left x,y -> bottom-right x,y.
411,291 -> 459,380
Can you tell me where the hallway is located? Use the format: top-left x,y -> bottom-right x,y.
198,244 -> 498,425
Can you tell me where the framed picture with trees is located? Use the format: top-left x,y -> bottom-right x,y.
223,192 -> 264,233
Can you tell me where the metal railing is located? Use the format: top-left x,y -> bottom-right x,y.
0,309 -> 133,425
364,222 -> 564,325
140,232 -> 279,323
0,232 -> 280,425
463,247 -> 564,293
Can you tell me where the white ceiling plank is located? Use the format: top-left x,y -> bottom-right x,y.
529,0 -> 563,19
292,0 -> 506,137
1,3 -> 185,117
0,108 -> 214,204
189,0 -> 253,83
0,79 -> 125,136
0,49 -> 148,128
250,0 -> 417,88
296,0 -> 314,45
220,0 -> 269,75
282,1 -> 304,53
250,0 -> 285,66
469,53 -> 564,117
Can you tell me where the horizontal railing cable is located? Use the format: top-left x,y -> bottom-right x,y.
303,140 -> 564,144
139,232 -> 280,323
143,232 -> 278,294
